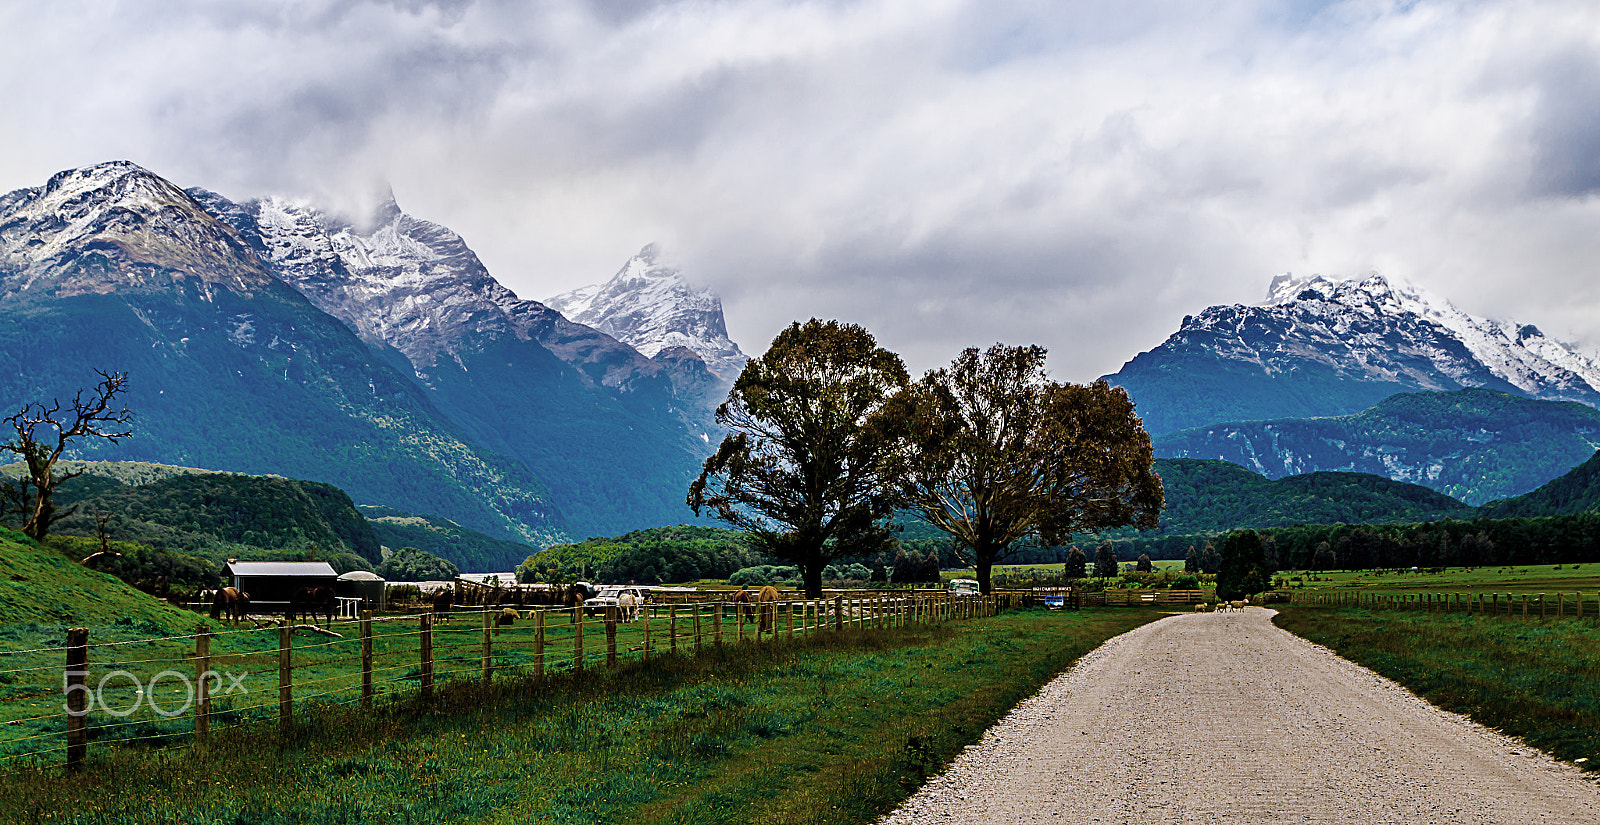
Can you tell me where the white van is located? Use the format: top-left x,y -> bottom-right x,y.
947,578 -> 980,595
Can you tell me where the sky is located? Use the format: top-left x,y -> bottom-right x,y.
3,0 -> 1599,380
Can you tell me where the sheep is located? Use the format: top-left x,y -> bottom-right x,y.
1194,603 -> 1206,613
1230,600 -> 1245,611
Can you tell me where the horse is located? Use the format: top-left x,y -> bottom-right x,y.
288,586 -> 336,627
757,585 -> 779,632
430,587 -> 454,619
209,587 -> 250,622
732,587 -> 754,625
618,591 -> 641,623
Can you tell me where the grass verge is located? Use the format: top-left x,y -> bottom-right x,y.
1273,605 -> 1600,771
0,607 -> 1165,825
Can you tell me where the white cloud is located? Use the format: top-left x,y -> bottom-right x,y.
3,0 -> 1599,378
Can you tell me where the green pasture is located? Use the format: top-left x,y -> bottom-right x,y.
0,607 -> 1166,825
1274,604 -> 1600,771
1281,564 -> 1600,596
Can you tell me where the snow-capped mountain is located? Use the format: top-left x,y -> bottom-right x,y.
546,245 -> 748,384
1264,273 -> 1600,404
1104,272 -> 1600,435
188,187 -> 723,537
0,161 -> 567,544
0,160 -> 270,297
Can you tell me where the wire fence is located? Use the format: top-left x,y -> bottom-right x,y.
1291,589 -> 1600,621
0,590 -> 1002,774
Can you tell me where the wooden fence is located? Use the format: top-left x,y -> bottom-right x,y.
1291,590 -> 1600,621
0,591 -> 1000,773
1077,589 -> 1208,607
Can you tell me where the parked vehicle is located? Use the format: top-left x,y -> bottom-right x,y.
585,585 -> 648,616
947,578 -> 980,595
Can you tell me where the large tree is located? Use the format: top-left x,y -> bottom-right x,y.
882,344 -> 1163,593
2,370 -> 132,542
1216,530 -> 1272,600
688,319 -> 908,597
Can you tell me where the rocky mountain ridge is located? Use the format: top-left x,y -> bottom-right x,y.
546,244 -> 748,384
1105,272 -> 1600,435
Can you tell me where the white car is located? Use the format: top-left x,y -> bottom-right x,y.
947,579 -> 980,595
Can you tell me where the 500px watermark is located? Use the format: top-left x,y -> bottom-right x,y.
62,670 -> 250,718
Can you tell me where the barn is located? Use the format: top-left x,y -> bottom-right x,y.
221,561 -> 339,613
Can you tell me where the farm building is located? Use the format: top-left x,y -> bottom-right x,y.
336,570 -> 386,613
221,561 -> 338,612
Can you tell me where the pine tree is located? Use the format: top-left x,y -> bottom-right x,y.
1184,545 -> 1198,573
1094,541 -> 1119,579
1065,546 -> 1088,579
1135,553 -> 1153,572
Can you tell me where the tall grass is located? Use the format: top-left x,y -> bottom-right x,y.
0,608 -> 1164,825
1274,605 -> 1600,771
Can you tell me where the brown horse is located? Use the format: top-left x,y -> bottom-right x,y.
430,587 -> 454,619
732,587 -> 753,625
209,587 -> 250,622
757,585 -> 779,632
288,586 -> 336,627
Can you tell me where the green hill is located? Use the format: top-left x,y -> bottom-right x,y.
0,529 -> 201,633
519,525 -> 755,584
1144,459 -> 1473,534
1478,450 -> 1600,519
11,461 -> 381,568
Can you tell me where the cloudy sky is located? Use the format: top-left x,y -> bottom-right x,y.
3,0 -> 1598,379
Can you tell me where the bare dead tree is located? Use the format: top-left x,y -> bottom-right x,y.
1,370 -> 132,542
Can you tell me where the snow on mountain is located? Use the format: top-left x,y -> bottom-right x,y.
1264,273 -> 1600,402
0,161 -> 270,297
546,245 -> 748,383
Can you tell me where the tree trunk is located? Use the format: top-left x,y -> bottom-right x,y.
802,564 -> 824,599
976,554 -> 995,595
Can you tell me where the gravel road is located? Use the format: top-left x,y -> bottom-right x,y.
879,607 -> 1600,824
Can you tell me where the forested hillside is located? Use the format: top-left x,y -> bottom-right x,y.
14,462 -> 381,569
1478,450 -> 1600,519
518,525 -> 756,584
1154,389 -> 1600,505
360,505 -> 538,573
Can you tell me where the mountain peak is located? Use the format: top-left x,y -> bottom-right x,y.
1,161 -> 271,296
547,247 -> 748,383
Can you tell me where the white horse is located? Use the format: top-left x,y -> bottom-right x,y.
618,592 -> 642,622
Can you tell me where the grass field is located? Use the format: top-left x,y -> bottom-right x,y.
1273,605 -> 1600,772
0,607 -> 1166,825
1283,564 -> 1600,596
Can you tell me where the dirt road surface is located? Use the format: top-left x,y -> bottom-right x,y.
879,607 -> 1600,824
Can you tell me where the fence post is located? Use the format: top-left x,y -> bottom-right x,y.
360,611 -> 373,709
574,607 -> 585,672
835,596 -> 844,631
279,626 -> 293,737
1522,594 -> 1529,618
482,610 -> 493,685
535,609 -> 545,680
642,602 -> 652,660
669,604 -> 678,655
65,627 -> 88,772
788,600 -> 795,639
714,603 -> 724,647
194,624 -> 211,750
420,614 -> 433,699
606,605 -> 618,667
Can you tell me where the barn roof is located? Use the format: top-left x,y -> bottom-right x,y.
224,561 -> 339,578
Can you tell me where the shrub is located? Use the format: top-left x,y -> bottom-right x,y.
728,565 -> 800,587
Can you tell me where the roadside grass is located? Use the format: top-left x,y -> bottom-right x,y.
0,607 -> 1165,824
1273,605 -> 1600,771
1283,564 -> 1600,596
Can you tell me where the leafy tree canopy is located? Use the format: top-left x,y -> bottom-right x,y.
689,319 -> 908,597
883,344 -> 1163,593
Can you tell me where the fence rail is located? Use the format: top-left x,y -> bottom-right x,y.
1291,590 -> 1599,621
0,591 -> 1004,774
